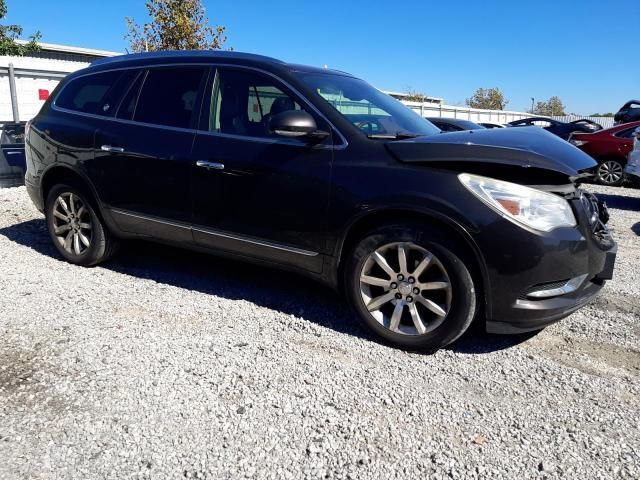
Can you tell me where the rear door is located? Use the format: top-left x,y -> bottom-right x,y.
613,127 -> 636,159
190,67 -> 334,272
93,65 -> 208,242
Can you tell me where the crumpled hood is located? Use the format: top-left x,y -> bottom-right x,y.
385,126 -> 597,176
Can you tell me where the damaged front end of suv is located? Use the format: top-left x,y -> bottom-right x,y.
383,126 -> 616,334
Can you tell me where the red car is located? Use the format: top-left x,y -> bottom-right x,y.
570,121 -> 640,185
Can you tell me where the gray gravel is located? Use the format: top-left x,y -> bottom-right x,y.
0,183 -> 639,479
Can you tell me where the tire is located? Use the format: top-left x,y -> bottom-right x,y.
596,159 -> 624,186
344,223 -> 477,352
45,183 -> 119,266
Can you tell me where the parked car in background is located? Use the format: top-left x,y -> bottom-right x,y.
569,119 -> 602,132
0,122 -> 26,188
426,117 -> 486,132
569,121 -> 640,186
508,117 -> 597,140
479,122 -> 505,129
624,127 -> 640,185
614,100 -> 640,125
25,50 -> 616,351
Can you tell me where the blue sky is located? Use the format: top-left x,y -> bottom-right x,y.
7,0 -> 639,114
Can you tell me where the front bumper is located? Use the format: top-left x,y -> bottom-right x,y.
479,190 -> 616,334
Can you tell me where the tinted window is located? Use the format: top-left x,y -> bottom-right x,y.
615,127 -> 638,139
434,122 -> 459,132
99,69 -> 140,117
117,71 -> 146,120
210,69 -> 302,137
56,71 -> 124,114
134,67 -> 206,129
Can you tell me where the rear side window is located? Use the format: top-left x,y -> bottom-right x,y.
117,72 -> 146,120
133,67 -> 206,129
615,127 -> 638,139
55,71 -> 124,114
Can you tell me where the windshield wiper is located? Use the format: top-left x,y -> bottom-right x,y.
367,131 -> 421,140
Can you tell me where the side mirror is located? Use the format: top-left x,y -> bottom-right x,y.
269,110 -> 329,141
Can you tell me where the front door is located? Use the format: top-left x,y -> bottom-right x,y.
190,67 -> 334,272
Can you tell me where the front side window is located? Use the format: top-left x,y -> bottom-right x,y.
56,70 -> 125,114
209,69 -> 302,137
298,73 -> 439,138
133,67 -> 206,129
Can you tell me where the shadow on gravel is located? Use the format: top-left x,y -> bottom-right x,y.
595,192 -> 640,212
632,222 -> 640,236
1,218 -> 531,354
448,329 -> 541,354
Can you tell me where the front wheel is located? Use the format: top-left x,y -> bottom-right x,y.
596,159 -> 624,186
344,224 -> 477,351
45,184 -> 119,266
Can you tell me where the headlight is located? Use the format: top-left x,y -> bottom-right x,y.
458,173 -> 576,232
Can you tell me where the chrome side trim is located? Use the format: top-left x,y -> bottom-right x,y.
110,208 -> 319,257
111,208 -> 190,230
192,226 -> 319,257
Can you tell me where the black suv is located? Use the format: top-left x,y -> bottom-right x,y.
25,51 -> 616,351
614,100 -> 640,125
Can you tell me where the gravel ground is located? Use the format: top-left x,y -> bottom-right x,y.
0,183 -> 638,480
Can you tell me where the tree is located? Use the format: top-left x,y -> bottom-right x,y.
532,96 -> 566,116
465,87 -> 509,110
126,0 -> 228,52
402,87 -> 429,103
0,0 -> 41,55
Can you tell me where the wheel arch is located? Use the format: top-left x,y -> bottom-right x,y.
40,165 -> 110,226
335,207 -> 491,319
41,165 -> 100,205
595,154 -> 627,166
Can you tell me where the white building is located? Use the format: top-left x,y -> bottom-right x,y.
1,41 -> 120,122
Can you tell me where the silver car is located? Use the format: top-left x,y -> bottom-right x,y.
624,127 -> 640,183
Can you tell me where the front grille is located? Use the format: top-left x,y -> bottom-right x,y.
578,191 -> 614,249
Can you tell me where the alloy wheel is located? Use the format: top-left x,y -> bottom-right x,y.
598,161 -> 623,185
51,192 -> 93,256
359,242 -> 453,336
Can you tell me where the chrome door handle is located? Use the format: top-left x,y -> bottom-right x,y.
101,145 -> 125,153
196,160 -> 225,170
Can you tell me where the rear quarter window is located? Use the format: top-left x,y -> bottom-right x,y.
55,70 -> 126,115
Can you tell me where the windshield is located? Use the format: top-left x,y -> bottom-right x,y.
298,73 -> 440,138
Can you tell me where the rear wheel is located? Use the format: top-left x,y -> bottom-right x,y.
596,159 -> 624,186
45,184 -> 119,266
344,224 -> 477,351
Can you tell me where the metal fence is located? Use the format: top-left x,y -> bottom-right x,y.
399,100 -> 617,129
551,115 -> 615,129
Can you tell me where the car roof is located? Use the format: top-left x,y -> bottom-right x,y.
88,50 -> 354,77
575,120 -> 640,136
509,117 -> 556,124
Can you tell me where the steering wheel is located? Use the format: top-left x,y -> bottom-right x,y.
354,120 -> 378,134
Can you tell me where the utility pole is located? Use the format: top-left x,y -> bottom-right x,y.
8,63 -> 20,122
531,97 -> 535,114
